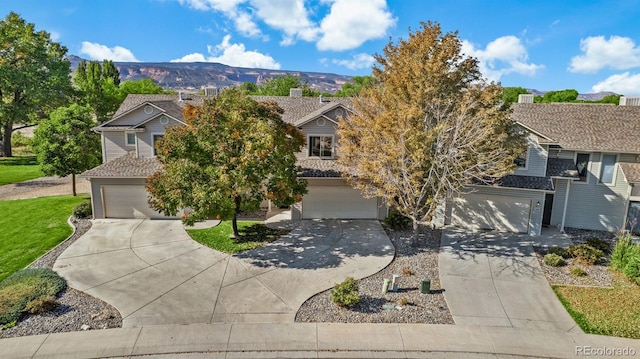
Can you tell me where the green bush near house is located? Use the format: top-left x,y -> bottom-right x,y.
570,266 -> 587,277
0,268 -> 66,325
567,244 -> 604,265
331,277 -> 360,308
548,246 -> 570,259
610,234 -> 640,283
384,209 -> 411,230
544,253 -> 565,267
72,200 -> 92,219
585,237 -> 611,254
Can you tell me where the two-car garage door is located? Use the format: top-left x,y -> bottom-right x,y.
102,185 -> 173,219
452,193 -> 531,233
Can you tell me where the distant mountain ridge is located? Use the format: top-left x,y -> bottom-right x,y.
66,55 -> 616,99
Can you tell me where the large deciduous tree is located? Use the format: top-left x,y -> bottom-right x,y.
0,12 -> 73,157
146,88 -> 307,237
337,22 -> 525,243
73,59 -> 122,122
334,76 -> 378,97
32,104 -> 101,196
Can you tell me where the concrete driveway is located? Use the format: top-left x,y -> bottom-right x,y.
54,219 -> 393,327
439,228 -> 580,332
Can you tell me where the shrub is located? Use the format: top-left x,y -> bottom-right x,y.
570,267 -> 587,277
384,209 -> 411,230
544,253 -> 566,267
548,246 -> 570,258
331,277 -> 360,308
567,244 -> 604,265
622,254 -> 640,280
585,237 -> 611,254
401,267 -> 413,276
397,296 -> 408,306
24,296 -> 58,314
72,200 -> 92,219
0,268 -> 66,325
610,234 -> 637,272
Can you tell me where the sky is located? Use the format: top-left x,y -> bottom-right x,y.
2,0 -> 640,95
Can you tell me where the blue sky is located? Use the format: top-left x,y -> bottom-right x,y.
2,0 -> 640,95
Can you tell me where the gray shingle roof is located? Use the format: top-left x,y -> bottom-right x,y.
112,94 -> 206,119
250,96 -> 353,125
546,158 -> 579,178
80,152 -> 162,178
512,103 -> 640,153
481,158 -> 579,191
620,162 -> 640,183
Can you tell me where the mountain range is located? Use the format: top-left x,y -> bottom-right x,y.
66,55 -> 616,99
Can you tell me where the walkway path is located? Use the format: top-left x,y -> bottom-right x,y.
53,219 -> 394,327
439,228 -> 579,332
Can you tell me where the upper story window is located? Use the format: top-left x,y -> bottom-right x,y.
514,148 -> 528,169
576,153 -> 590,182
153,134 -> 164,156
125,132 -> 136,146
599,154 -> 617,184
309,135 -> 333,158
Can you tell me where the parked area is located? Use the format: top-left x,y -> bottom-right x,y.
53,219 -> 393,327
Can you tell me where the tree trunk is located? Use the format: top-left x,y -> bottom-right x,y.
72,173 -> 77,196
412,219 -> 420,247
2,123 -> 12,157
231,196 -> 242,238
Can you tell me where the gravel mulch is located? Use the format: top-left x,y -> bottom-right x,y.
295,226 -> 454,324
534,227 -> 617,288
0,218 -> 122,339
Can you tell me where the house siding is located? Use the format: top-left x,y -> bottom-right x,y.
513,135 -> 547,177
136,117 -> 182,158
108,105 -> 159,126
89,178 -> 147,219
103,132 -> 129,163
300,119 -> 339,158
550,179 -> 569,227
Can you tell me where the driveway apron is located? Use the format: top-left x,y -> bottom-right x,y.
439,228 -> 580,332
54,219 -> 393,327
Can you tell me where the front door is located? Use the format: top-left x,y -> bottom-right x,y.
542,193 -> 554,227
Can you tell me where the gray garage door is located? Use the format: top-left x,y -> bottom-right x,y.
102,185 -> 172,219
302,184 -> 378,219
452,193 -> 531,233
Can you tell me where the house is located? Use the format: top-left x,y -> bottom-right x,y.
80,89 -> 387,221
442,95 -> 640,235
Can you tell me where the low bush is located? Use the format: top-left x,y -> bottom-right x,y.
24,295 -> 58,314
622,255 -> 640,280
585,237 -> 611,254
610,234 -> 637,272
544,253 -> 566,267
0,268 -> 66,325
384,209 -> 411,230
72,200 -> 92,219
331,277 -> 360,308
548,246 -> 570,258
567,244 -> 604,265
570,266 -> 587,277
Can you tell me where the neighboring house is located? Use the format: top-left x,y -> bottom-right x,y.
80,89 -> 387,221
442,95 -> 640,235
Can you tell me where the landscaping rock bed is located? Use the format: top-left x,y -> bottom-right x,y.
534,227 -> 616,287
295,227 -> 454,324
1,218 -> 122,339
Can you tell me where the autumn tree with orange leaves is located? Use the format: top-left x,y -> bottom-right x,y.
146,88 -> 306,237
338,22 -> 525,243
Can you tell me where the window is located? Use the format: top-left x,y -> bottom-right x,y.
514,148 -> 528,169
308,136 -> 333,158
599,154 -> 617,184
153,134 -> 164,156
125,132 -> 136,146
576,153 -> 590,182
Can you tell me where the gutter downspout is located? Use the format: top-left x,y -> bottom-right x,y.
560,179 -> 571,233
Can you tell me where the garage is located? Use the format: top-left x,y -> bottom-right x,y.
302,184 -> 379,219
452,193 -> 531,233
101,185 -> 172,219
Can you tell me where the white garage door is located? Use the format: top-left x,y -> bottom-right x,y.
102,185 -> 172,219
302,185 -> 378,219
452,193 -> 531,233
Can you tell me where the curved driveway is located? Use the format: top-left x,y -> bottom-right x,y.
54,219 -> 393,327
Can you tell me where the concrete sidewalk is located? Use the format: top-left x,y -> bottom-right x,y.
2,322 -> 638,358
439,229 -> 579,332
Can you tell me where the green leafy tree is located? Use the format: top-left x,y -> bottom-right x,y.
238,82 -> 259,94
502,87 -> 529,106
32,104 -> 101,196
249,75 -> 320,96
597,94 -> 622,104
334,76 -> 377,97
146,88 -> 307,237
118,78 -> 169,100
0,12 -> 72,157
535,89 -> 579,103
337,22 -> 525,243
73,59 -> 121,122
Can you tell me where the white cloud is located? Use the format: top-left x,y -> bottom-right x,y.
49,30 -> 61,41
569,36 -> 640,73
461,36 -> 543,82
332,53 -> 375,70
252,0 -> 319,45
171,35 -> 280,69
591,72 -> 640,96
178,0 -> 261,37
79,41 -> 139,62
317,0 -> 395,51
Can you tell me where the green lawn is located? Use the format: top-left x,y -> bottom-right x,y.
187,220 -> 288,254
0,156 -> 43,185
0,195 -> 86,282
553,274 -> 640,339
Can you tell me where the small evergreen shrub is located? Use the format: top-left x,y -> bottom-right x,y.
585,237 -> 611,254
567,244 -> 604,265
24,296 -> 58,314
610,235 -> 636,272
544,253 -> 565,267
384,209 -> 411,230
622,254 -> 640,280
570,266 -> 587,277
548,246 -> 570,258
331,277 -> 360,308
72,200 -> 92,219
0,268 -> 66,325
